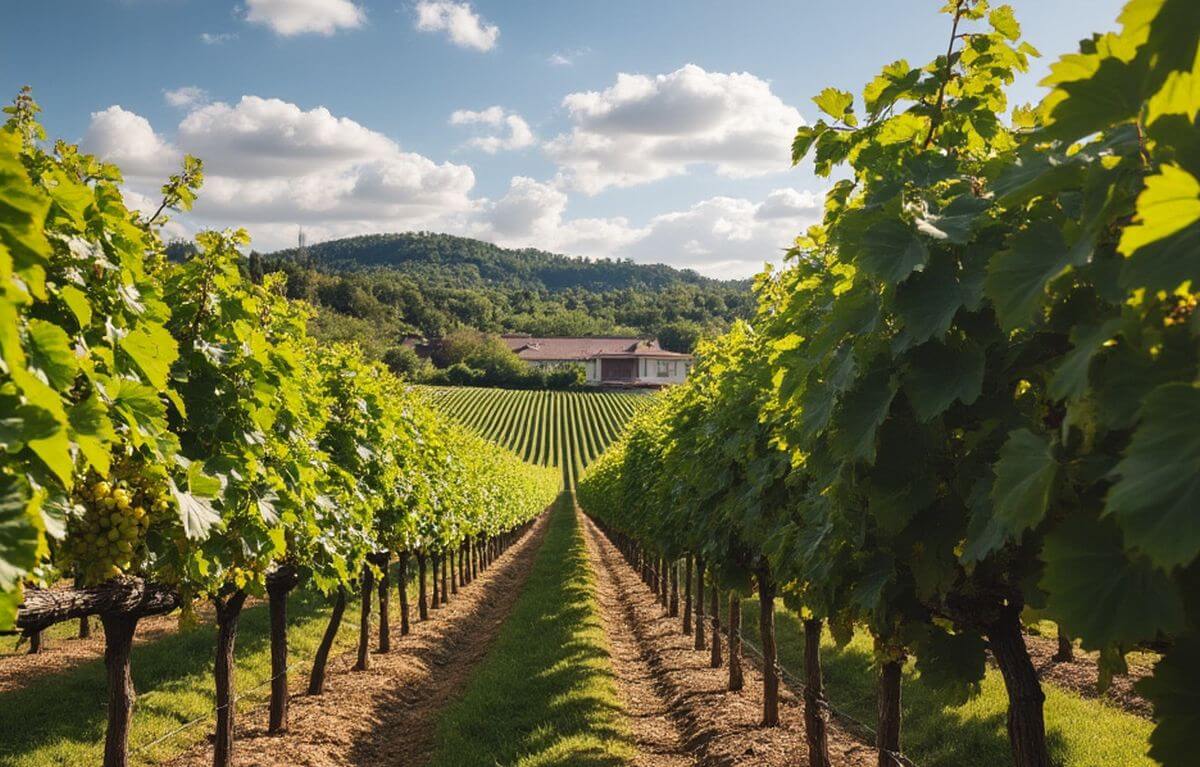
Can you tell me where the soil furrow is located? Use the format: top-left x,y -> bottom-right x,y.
580,511 -> 874,767
166,512 -> 552,767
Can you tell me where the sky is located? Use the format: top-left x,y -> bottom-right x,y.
2,0 -> 1127,279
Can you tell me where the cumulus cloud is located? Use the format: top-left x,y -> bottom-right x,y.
414,1 -> 498,52
79,94 -> 817,278
163,86 -> 209,109
472,179 -> 820,278
82,98 -> 475,248
545,64 -> 804,194
450,106 -> 534,153
244,0 -> 365,37
82,106 -> 180,177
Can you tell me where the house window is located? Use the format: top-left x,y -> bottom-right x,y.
657,360 -> 671,377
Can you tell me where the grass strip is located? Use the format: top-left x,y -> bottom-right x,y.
738,601 -> 1154,767
0,590 -> 360,767
428,497 -> 634,767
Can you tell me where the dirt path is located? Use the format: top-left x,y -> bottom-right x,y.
166,513 -> 552,767
579,508 -> 697,767
580,512 -> 874,767
1022,633 -> 1154,718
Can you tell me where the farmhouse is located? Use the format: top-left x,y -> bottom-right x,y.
501,335 -> 692,386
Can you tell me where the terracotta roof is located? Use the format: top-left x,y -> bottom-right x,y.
501,335 -> 692,362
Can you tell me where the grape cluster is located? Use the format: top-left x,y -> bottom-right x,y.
64,461 -> 172,584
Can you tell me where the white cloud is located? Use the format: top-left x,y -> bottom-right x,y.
414,1 -> 498,52
199,32 -> 237,45
546,64 -> 804,194
547,47 -> 589,67
82,106 -> 180,177
244,0 -> 365,37
163,86 -> 209,109
82,98 -> 476,249
473,179 -> 820,279
450,106 -> 534,153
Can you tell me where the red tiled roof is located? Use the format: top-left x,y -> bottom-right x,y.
501,335 -> 692,362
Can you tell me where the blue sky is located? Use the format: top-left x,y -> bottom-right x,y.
3,0 -> 1126,277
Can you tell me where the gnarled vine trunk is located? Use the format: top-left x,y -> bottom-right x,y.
710,587 -> 722,668
417,552 -> 429,620
988,604 -> 1051,767
79,615 -> 91,639
398,551 -> 411,635
758,563 -> 779,726
430,552 -> 440,609
440,553 -> 449,604
694,557 -> 706,651
307,586 -> 347,695
213,590 -> 248,767
803,618 -> 831,767
354,563 -> 375,671
266,566 -> 299,734
683,555 -> 693,636
876,659 -> 902,767
101,613 -> 139,767
377,553 -> 392,653
669,559 -> 679,617
728,593 -> 744,691
1053,626 -> 1073,662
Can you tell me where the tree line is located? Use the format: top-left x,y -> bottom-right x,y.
579,2 -> 1199,767
0,90 -> 561,767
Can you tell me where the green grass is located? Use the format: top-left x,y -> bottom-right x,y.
0,589 -> 361,767
427,496 -> 634,767
738,601 -> 1155,767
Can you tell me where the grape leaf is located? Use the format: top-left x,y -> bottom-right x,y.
0,475 -> 40,630
1048,318 -> 1122,401
989,5 -> 1020,41
858,218 -> 929,283
1119,164 -> 1200,256
26,318 -> 77,391
1105,383 -> 1200,568
171,479 -> 221,541
1138,635 -> 1200,767
902,339 -> 985,421
830,368 -> 897,464
119,323 -> 178,390
991,429 -> 1058,536
1042,515 -> 1183,648
813,88 -> 856,125
985,221 -> 1076,329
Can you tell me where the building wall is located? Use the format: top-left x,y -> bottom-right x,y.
523,356 -> 689,385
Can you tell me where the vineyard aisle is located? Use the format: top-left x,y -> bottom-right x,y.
579,510 -> 876,767
167,509 -> 553,767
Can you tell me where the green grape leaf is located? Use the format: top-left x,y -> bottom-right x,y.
863,59 -> 919,117
1042,515 -> 1184,648
0,474 -> 40,587
171,479 -> 221,541
57,285 -> 92,328
1119,164 -> 1200,257
991,429 -> 1058,536
902,340 -> 985,421
892,256 -> 966,350
1048,318 -> 1122,401
858,217 -> 929,283
26,319 -> 78,391
1105,383 -> 1200,568
0,402 -> 58,452
831,369 -> 897,464
914,626 -> 987,705
915,195 -> 989,244
985,221 -> 1076,329
813,87 -> 856,125
989,5 -> 1021,41
119,323 -> 178,390
1040,51 -> 1146,143
67,393 -> 115,475
1138,635 -> 1200,767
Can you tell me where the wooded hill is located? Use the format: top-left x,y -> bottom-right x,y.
253,232 -> 753,361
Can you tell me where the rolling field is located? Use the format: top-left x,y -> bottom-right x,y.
422,387 -> 649,488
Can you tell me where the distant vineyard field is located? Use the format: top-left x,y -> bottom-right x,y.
422,387 -> 649,488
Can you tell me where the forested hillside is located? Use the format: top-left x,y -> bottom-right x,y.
250,233 -> 752,360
